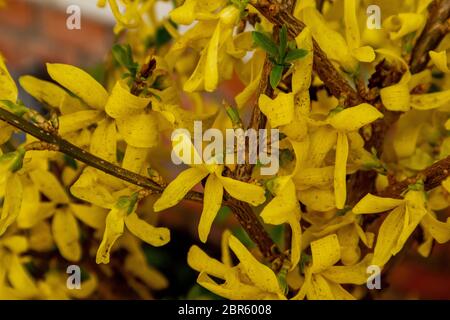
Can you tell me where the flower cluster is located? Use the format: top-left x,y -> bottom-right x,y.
0,0 -> 449,300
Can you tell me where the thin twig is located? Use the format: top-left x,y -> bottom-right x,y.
251,0 -> 363,107
0,107 -> 204,202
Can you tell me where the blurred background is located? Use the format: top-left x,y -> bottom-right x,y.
0,0 -> 449,299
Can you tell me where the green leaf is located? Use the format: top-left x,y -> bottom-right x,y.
270,64 -> 284,89
279,25 -> 288,60
112,44 -> 139,78
252,31 -> 279,58
284,49 -> 309,63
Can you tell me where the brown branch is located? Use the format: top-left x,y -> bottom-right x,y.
379,156 -> 450,198
0,107 -> 204,202
251,0 -> 363,107
348,0 -> 450,205
225,197 -> 282,264
410,0 -> 450,74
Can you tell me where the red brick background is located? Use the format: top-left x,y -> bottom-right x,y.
0,0 -> 113,72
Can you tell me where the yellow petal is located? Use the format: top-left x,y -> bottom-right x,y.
310,234 -> 341,273
52,210 -> 81,262
298,187 -> 336,212
328,103 -> 383,132
19,75 -> 66,109
183,48 -> 208,92
1,235 -> 28,253
292,27 -> 313,93
353,193 -> 405,214
302,7 -> 357,73
429,50 -> 450,73
198,174 -> 224,243
219,176 -> 266,206
105,80 -> 151,119
307,127 -> 337,167
90,119 -> 117,163
197,271 -> 271,300
0,174 -> 23,235
96,207 -> 126,264
229,235 -> 281,294
421,212 -> 450,244
334,132 -> 349,209
384,13 -> 424,40
121,145 -> 148,174
372,206 -> 405,267
70,168 -> 115,209
125,212 -> 170,246
306,274 -> 334,300
29,169 -> 70,204
69,204 -> 108,229
204,22 -> 221,92
0,55 -> 17,101
322,254 -> 373,285
116,112 -> 159,148
7,255 -> 38,297
187,245 -> 228,279
380,83 -> 411,112
153,167 -> 209,212
344,0 -> 360,50
410,90 -> 450,110
58,110 -> 103,135
352,46 -> 375,62
47,63 -> 108,110
260,179 -> 302,267
393,110 -> 426,158
259,93 -> 295,128
337,224 -> 361,265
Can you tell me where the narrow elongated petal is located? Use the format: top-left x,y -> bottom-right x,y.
310,234 -> 341,273
52,210 -> 81,262
306,274 -> 334,300
421,212 -> 450,243
0,174 -> 23,235
204,22 -> 221,92
70,168 -> 115,209
372,206 -> 405,267
47,63 -> 108,110
344,0 -> 360,50
125,212 -> 170,247
228,235 -> 281,294
219,176 -> 266,206
410,90 -> 450,110
29,169 -> 70,204
96,208 -> 126,264
90,119 -> 117,163
58,110 -> 103,135
393,190 -> 427,254
19,75 -> 66,108
260,179 -> 302,267
153,167 -> 209,212
116,112 -> 159,148
353,194 -> 405,214
69,204 -> 108,230
198,174 -> 224,243
334,132 -> 349,209
322,254 -> 373,285
0,55 -> 17,101
328,104 -> 383,132
122,145 -> 148,174
292,27 -> 313,94
7,255 -> 38,297
187,245 -> 228,279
